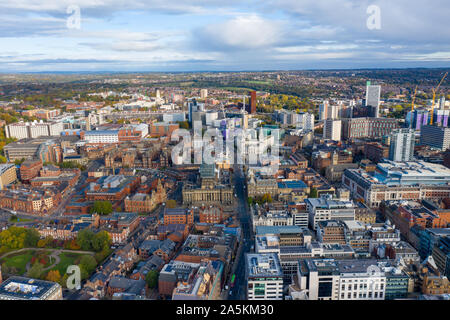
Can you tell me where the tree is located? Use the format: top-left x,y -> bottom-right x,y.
79,255 -> 97,274
27,262 -> 44,279
146,270 -> 159,289
1,264 -> 9,275
37,236 -> 54,248
94,247 -> 111,263
60,273 -> 69,288
14,158 -> 25,165
0,226 -> 28,249
76,228 -> 95,251
91,230 -> 111,252
46,270 -> 61,283
177,121 -> 190,130
309,187 -> 318,198
90,201 -> 113,215
76,228 -> 111,252
24,228 -> 40,247
37,239 -> 47,248
261,193 -> 273,203
165,200 -> 177,208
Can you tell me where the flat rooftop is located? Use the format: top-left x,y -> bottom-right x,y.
246,253 -> 283,278
0,276 -> 60,300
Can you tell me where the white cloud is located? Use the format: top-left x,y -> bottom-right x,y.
400,52 -> 450,61
195,15 -> 283,50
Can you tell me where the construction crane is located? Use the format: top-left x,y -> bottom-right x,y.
430,72 -> 448,125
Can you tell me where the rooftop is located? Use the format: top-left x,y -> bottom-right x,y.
246,253 -> 283,278
0,276 -> 61,300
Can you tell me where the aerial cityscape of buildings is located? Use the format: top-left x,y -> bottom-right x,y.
0,68 -> 448,306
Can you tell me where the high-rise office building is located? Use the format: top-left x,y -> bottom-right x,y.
319,101 -> 329,120
420,125 -> 450,151
365,82 -> 381,118
433,109 -> 450,127
407,109 -> 430,130
389,128 -> 415,162
246,91 -> 257,114
188,98 -> 204,124
323,119 -> 341,141
319,101 -> 339,120
439,96 -> 446,110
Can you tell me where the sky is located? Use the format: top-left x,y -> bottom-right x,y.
0,0 -> 449,72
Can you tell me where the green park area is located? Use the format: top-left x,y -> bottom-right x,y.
0,250 -> 34,275
1,249 -> 97,285
51,252 -> 85,275
0,250 -> 79,276
0,226 -> 111,285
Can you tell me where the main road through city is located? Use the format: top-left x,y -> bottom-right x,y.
227,163 -> 252,300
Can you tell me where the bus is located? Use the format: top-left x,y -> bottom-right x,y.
230,274 -> 236,288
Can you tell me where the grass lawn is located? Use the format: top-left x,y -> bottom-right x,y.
0,250 -> 34,275
245,80 -> 272,85
221,86 -> 254,92
51,252 -> 84,276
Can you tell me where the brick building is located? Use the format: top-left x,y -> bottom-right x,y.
0,184 -> 64,215
124,179 -> 167,213
20,159 -> 43,182
199,205 -> 224,224
364,142 -> 389,163
163,208 -> 194,226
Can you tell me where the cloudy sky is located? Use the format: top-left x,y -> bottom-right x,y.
0,0 -> 449,72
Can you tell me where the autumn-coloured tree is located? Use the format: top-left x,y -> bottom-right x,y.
165,200 -> 177,208
46,270 -> 61,283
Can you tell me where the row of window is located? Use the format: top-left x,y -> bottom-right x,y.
341,283 -> 384,291
341,291 -> 383,299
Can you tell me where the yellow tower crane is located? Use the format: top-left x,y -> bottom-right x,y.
430,72 -> 448,125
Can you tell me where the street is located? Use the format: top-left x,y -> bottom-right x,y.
227,164 -> 252,300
